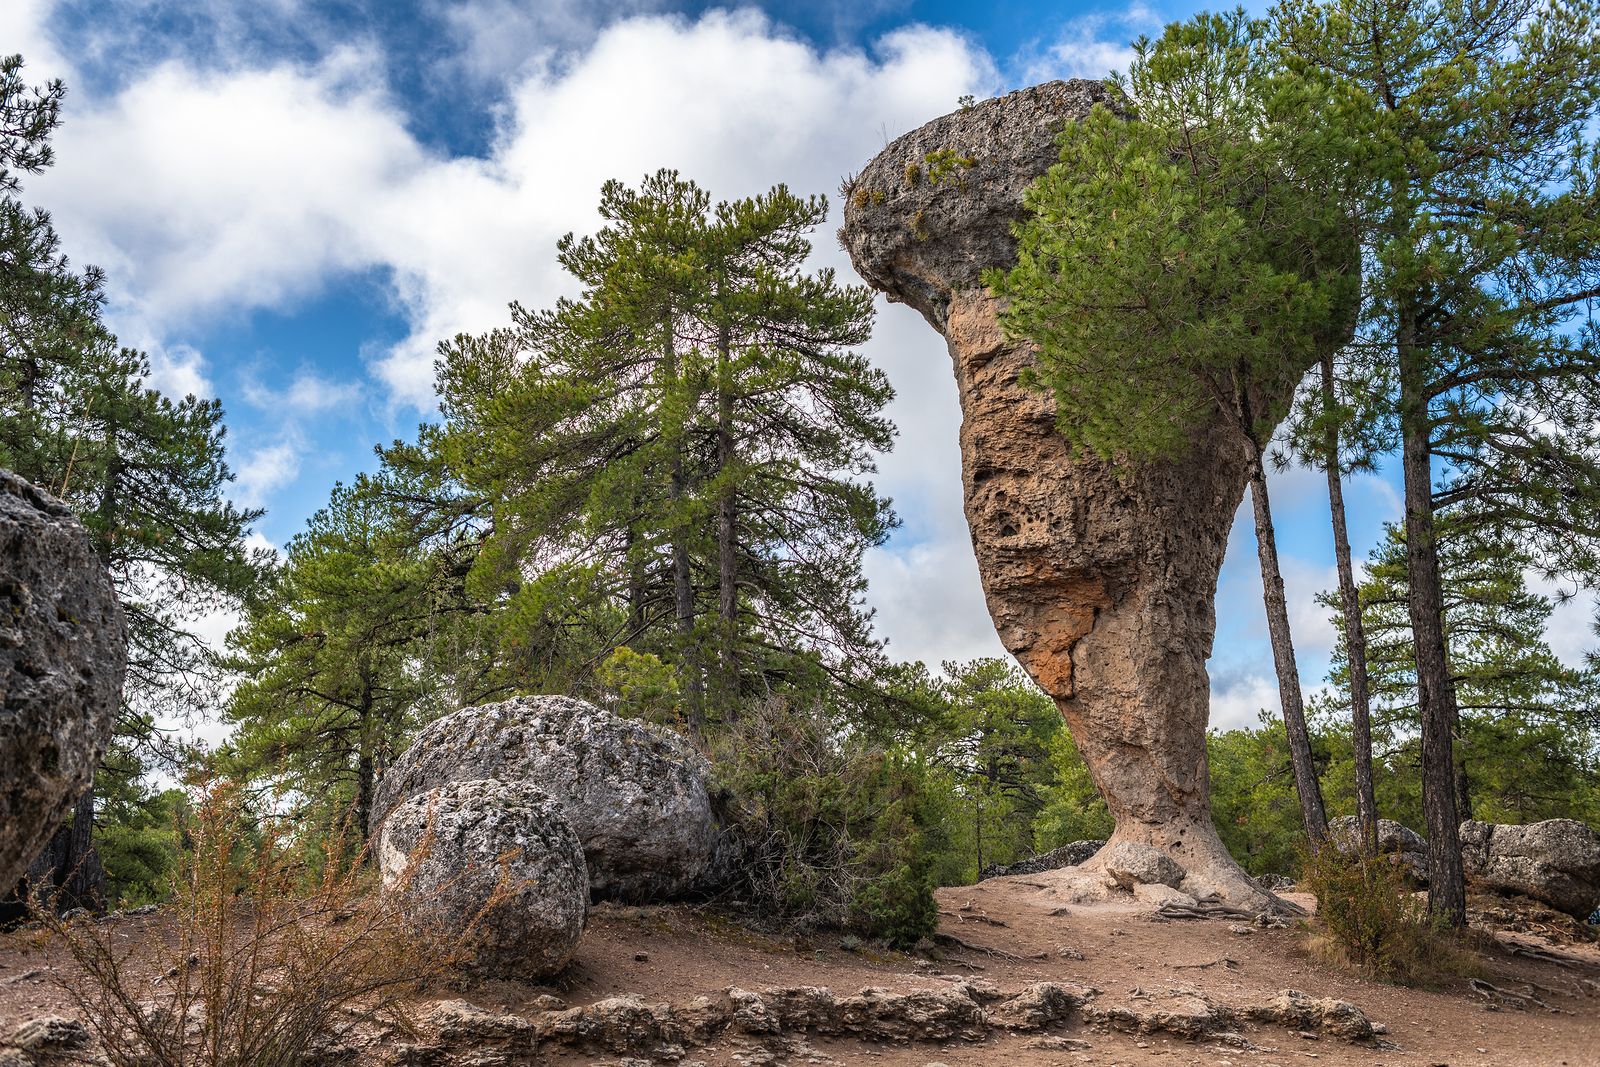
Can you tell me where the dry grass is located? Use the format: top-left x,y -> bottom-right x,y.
35,779 -> 482,1067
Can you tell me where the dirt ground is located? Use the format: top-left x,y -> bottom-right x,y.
3,872 -> 1597,1066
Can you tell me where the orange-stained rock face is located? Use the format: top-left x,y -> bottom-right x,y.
841,81 -> 1303,906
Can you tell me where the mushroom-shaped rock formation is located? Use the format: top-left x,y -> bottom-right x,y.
0,470 -> 125,890
841,81 -> 1304,908
378,777 -> 588,980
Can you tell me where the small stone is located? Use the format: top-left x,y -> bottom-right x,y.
635,951 -> 651,962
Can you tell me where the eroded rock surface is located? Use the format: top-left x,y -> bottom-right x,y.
371,695 -> 716,901
0,470 -> 125,889
377,778 -> 587,980
1459,819 -> 1600,918
840,81 -> 1307,908
982,839 -> 1104,879
1329,815 -> 1429,882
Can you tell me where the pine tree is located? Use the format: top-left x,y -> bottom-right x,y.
1317,514 -> 1600,826
988,12 -> 1358,846
1275,0 -> 1600,924
222,475 -> 477,833
404,170 -> 891,741
0,55 -> 265,908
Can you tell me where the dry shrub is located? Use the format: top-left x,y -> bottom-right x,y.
38,778 -> 480,1067
1299,843 -> 1480,987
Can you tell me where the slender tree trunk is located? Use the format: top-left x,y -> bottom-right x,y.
663,321 -> 703,737
715,321 -> 738,723
1398,304 -> 1466,927
1249,454 -> 1329,846
1321,355 -> 1378,854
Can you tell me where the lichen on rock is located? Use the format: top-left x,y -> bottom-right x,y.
378,777 -> 587,980
370,695 -> 717,902
0,470 -> 125,890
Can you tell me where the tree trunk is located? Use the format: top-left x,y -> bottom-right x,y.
29,786 -> 105,913
1249,456 -> 1328,846
663,322 -> 703,737
715,320 -> 738,722
1398,306 -> 1467,927
1321,355 -> 1378,854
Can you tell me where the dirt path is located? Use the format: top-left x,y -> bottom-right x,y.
3,874 -> 1597,1065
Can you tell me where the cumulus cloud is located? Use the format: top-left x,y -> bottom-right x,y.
233,439 -> 302,508
1209,672 -> 1280,733
142,343 -> 214,401
1011,2 -> 1160,84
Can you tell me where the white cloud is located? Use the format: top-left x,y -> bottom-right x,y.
233,439 -> 302,508
1209,672 -> 1280,733
243,370 -> 363,414
142,343 -> 213,400
1012,3 -> 1159,84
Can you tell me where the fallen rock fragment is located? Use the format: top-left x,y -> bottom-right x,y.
1243,989 -> 1378,1042
1459,819 -> 1600,918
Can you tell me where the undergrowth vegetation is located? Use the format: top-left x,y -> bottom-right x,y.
39,781 -> 478,1067
1298,844 -> 1480,987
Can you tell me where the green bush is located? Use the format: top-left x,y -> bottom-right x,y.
1298,843 -> 1477,987
710,697 -> 945,947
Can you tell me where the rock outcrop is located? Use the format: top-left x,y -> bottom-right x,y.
1328,815 -> 1429,882
371,696 -> 716,902
1459,818 -> 1600,918
377,778 -> 587,980
0,470 -> 125,889
982,839 -> 1104,879
840,81 -> 1308,908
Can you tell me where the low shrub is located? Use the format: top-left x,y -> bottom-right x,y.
710,697 -> 945,947
39,778 -> 477,1067
1298,842 -> 1479,987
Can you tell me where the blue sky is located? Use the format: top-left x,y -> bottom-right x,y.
5,0 -> 1590,731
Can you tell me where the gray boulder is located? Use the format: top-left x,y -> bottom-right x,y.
377,778 -> 587,980
372,696 -> 716,902
0,470 -> 125,889
1101,841 -> 1185,890
982,840 -> 1105,879
1328,815 -> 1429,882
1459,818 -> 1600,918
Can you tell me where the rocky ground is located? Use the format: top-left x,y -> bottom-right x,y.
3,871 -> 1597,1067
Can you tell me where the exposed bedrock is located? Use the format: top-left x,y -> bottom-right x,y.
841,81 -> 1311,908
0,470 -> 125,890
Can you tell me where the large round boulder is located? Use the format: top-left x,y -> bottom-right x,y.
371,696 -> 716,902
1459,818 -> 1600,918
0,470 -> 125,889
377,778 -> 587,980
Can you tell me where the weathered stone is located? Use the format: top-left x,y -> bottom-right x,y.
839,82 -> 1314,909
1101,841 -> 1186,890
0,470 -> 125,890
1328,815 -> 1429,882
1459,819 -> 1600,918
371,695 -> 716,902
981,839 -> 1104,879
1244,989 -> 1377,1042
377,778 -> 587,979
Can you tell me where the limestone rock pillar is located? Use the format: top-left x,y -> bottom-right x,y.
841,81 -> 1299,906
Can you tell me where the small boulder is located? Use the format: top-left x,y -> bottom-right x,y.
1101,841 -> 1185,890
1459,819 -> 1600,919
0,471 -> 125,889
372,696 -> 716,902
1328,815 -> 1428,882
378,778 -> 587,980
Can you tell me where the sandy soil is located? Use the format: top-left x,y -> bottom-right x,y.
3,873 -> 1597,1066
